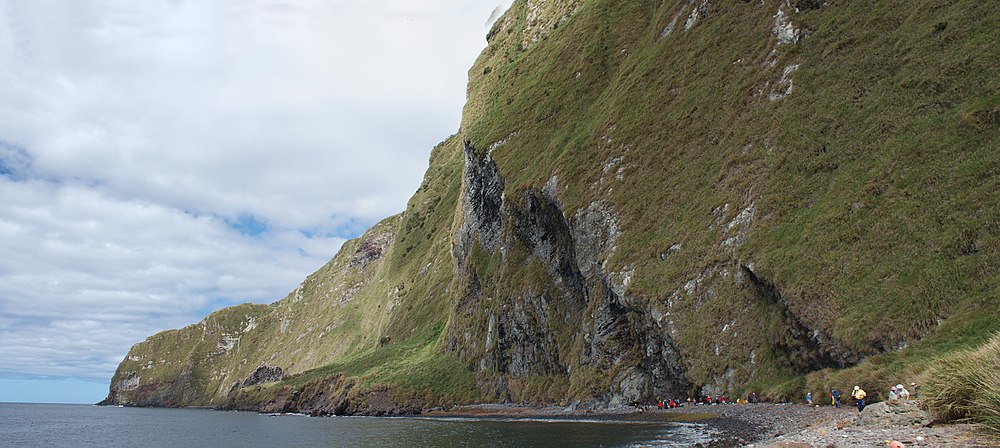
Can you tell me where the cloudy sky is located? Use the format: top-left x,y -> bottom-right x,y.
0,0 -> 511,403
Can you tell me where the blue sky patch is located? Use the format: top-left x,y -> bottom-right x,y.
227,214 -> 268,237
0,377 -> 109,403
0,140 -> 32,180
331,217 -> 371,239
299,217 -> 371,241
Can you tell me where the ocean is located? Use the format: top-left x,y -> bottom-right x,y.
0,403 -> 715,447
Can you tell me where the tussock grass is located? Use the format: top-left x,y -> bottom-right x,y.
923,332 -> 1000,433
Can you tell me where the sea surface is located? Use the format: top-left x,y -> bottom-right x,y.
0,403 -> 716,447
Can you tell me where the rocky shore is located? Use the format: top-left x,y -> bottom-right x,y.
743,401 -> 994,448
422,401 -> 995,447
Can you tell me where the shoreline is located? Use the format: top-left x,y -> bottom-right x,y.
420,402 -> 994,447
106,400 -> 995,447
419,402 -> 791,447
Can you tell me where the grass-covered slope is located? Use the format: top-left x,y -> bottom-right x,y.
459,0 -> 998,397
104,135 -> 486,409
104,0 -> 999,413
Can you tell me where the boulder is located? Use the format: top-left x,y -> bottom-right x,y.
854,400 -> 931,428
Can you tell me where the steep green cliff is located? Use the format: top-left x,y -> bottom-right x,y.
104,0 -> 999,412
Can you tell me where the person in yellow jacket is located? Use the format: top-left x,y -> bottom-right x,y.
851,385 -> 867,411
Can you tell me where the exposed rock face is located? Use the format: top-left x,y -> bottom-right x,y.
769,64 -> 799,101
658,13 -> 681,40
456,140 -> 505,260
99,372 -> 140,405
685,0 -> 712,31
348,231 -> 391,269
519,0 -> 585,49
571,201 -> 620,278
230,364 -> 285,392
772,5 -> 800,45
231,376 -> 420,417
448,142 -> 689,405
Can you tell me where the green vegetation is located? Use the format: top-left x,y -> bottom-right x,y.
923,332 -> 1000,433
761,308 -> 1000,404
283,322 -> 484,405
107,0 -> 998,413
463,0 -> 998,396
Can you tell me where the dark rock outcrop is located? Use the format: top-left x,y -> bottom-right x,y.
448,141 -> 690,405
456,140 -> 505,263
230,364 -> 285,392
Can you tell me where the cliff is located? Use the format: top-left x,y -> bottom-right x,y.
103,0 -> 999,413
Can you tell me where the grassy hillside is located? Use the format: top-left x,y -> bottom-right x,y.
460,0 -> 998,396
106,133 -> 490,408
105,0 -> 999,415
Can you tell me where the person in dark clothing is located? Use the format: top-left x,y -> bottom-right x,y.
830,388 -> 841,408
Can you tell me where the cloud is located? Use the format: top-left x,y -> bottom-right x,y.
0,0 -> 506,391
0,176 -> 340,380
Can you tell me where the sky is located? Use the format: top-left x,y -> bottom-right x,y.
0,0 -> 512,404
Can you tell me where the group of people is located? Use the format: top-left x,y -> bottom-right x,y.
654,395 -> 735,409
650,381 -> 920,413
656,399 -> 681,409
824,386 -> 867,411
888,383 -> 917,400
820,381 -> 919,412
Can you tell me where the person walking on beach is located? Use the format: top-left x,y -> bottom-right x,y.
852,386 -> 867,412
830,388 -> 841,408
806,391 -> 812,405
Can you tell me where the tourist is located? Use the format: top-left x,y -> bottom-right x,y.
889,385 -> 898,400
830,388 -> 841,408
806,391 -> 812,405
896,384 -> 910,399
852,386 -> 867,412
911,382 -> 920,398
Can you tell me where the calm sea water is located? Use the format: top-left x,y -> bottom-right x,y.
0,403 -> 715,447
